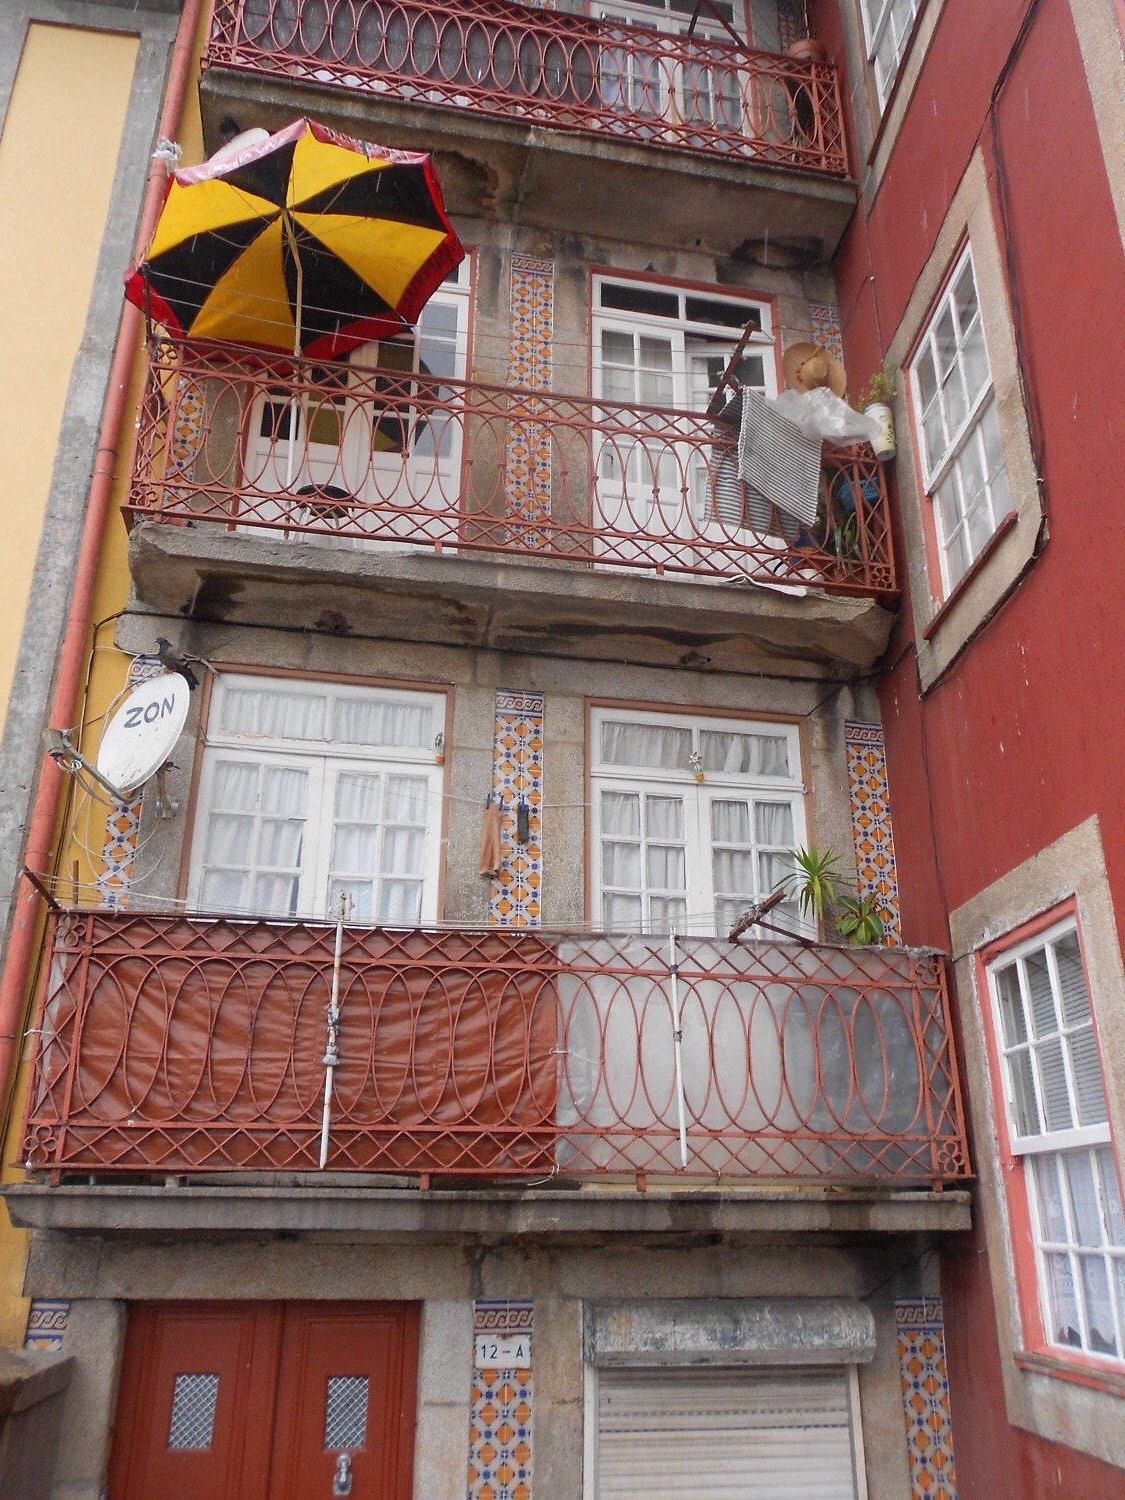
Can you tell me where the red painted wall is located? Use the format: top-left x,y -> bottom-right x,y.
818,0 -> 1125,1493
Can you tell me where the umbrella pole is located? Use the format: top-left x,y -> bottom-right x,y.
319,891 -> 351,1170
282,212 -> 304,490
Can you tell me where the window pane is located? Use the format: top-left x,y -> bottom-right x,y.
960,315 -> 989,403
602,790 -> 641,836
1033,1155 -> 1067,1243
603,841 -> 641,887
646,843 -> 686,891
1066,1152 -> 1103,1246
915,347 -> 939,413
1009,1050 -> 1040,1138
600,720 -> 692,770
711,799 -> 751,843
1024,949 -> 1058,1037
221,686 -> 327,741
1054,932 -> 1091,1026
754,802 -> 794,847
1044,1251 -> 1082,1348
713,848 -> 754,894
1099,1148 -> 1125,1242
385,775 -> 429,824
699,730 -> 790,777
994,965 -> 1027,1045
604,892 -> 642,929
1037,1038 -> 1073,1132
252,870 -> 301,916
645,795 -> 684,841
650,895 -> 688,930
1079,1256 -> 1118,1356
332,697 -> 434,750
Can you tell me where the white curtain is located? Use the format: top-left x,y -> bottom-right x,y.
699,728 -> 790,777
220,685 -> 327,742
600,720 -> 692,770
200,760 -> 308,916
332,697 -> 433,751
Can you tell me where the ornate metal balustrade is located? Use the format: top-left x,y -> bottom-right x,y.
206,0 -> 847,175
125,339 -> 896,597
23,912 -> 969,1186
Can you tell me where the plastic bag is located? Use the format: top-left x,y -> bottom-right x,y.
771,387 -> 883,445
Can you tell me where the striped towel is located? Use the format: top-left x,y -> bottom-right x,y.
737,390 -> 821,527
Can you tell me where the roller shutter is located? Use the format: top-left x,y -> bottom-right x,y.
595,1366 -> 860,1499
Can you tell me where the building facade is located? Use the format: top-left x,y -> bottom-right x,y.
3,0 -> 1118,1496
820,0 -> 1125,1493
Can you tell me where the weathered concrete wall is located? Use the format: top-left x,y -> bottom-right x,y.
27,1233 -> 926,1500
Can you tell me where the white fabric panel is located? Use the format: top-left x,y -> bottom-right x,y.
596,1367 -> 858,1499
601,720 -> 693,771
219,685 -> 327,741
699,730 -> 790,778
331,697 -> 433,750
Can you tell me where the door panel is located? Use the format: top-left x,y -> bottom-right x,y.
109,1303 -> 281,1500
109,1302 -> 419,1500
269,1304 -> 420,1500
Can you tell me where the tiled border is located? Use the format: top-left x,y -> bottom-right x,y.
487,691 -> 545,929
96,655 -> 165,909
468,1300 -> 533,1500
896,1297 -> 958,1499
808,301 -> 844,363
776,0 -> 806,52
24,1298 -> 69,1352
844,720 -> 903,945
504,255 -> 554,540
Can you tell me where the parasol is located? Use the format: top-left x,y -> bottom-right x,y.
124,117 -> 464,362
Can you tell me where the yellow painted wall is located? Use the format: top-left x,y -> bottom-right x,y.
0,21 -> 140,1350
0,23 -> 140,735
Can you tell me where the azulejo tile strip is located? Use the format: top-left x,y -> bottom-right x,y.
469,1301 -> 533,1500
24,1298 -> 69,1352
776,0 -> 807,52
504,256 -> 554,542
808,301 -> 844,363
96,656 -> 166,909
844,720 -> 903,946
896,1297 -> 958,1500
487,691 -> 545,929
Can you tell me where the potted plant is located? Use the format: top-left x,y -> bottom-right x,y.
854,368 -> 897,462
774,844 -> 889,945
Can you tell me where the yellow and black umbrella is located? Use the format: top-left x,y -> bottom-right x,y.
125,118 -> 464,359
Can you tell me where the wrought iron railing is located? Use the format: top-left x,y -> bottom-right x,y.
125,339 -> 896,596
206,0 -> 847,175
23,912 -> 969,1185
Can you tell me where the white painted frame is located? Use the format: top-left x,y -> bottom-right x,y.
858,0 -> 922,110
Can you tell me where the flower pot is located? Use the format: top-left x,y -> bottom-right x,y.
863,401 -> 896,462
787,38 -> 829,65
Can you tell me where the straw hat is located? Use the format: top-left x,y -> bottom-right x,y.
782,342 -> 848,398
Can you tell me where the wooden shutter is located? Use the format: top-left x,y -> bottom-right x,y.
596,1366 -> 860,1499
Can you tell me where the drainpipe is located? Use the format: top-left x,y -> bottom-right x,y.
0,0 -> 207,1117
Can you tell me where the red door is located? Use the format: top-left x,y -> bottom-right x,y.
109,1302 -> 420,1500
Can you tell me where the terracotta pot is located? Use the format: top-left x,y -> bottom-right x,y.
863,401 -> 897,462
787,37 -> 829,65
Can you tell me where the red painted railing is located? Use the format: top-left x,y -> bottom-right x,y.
206,0 -> 847,175
23,913 -> 969,1185
125,339 -> 896,596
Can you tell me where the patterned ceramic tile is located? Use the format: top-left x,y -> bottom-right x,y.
776,1 -> 807,52
845,721 -> 902,945
469,1301 -> 533,1500
896,1298 -> 958,1500
24,1298 -> 69,1352
487,691 -> 545,929
96,656 -> 166,909
504,256 -> 554,543
808,302 -> 844,363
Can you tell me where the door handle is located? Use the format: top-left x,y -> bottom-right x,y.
332,1452 -> 353,1496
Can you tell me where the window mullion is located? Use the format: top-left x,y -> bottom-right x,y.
304,757 -> 331,920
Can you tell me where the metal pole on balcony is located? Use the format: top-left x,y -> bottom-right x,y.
319,891 -> 351,1170
668,928 -> 689,1169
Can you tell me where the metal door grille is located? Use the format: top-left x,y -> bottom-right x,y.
167,1372 -> 220,1450
325,1376 -> 369,1450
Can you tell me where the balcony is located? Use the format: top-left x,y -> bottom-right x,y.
124,339 -> 897,675
22,912 -> 969,1200
199,0 -> 856,254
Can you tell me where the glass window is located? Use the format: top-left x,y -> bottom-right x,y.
591,708 -> 806,938
190,675 -> 444,925
858,0 -> 922,110
987,918 -> 1125,1362
909,246 -> 1012,596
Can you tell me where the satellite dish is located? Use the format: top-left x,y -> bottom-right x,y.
96,674 -> 191,795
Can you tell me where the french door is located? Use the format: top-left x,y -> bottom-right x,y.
108,1301 -> 419,1500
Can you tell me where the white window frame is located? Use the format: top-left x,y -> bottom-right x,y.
908,243 -> 1012,597
589,706 -> 807,939
986,916 -> 1125,1364
858,0 -> 922,110
591,276 -> 777,556
595,0 -> 745,134
189,674 -> 445,926
242,260 -> 471,539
